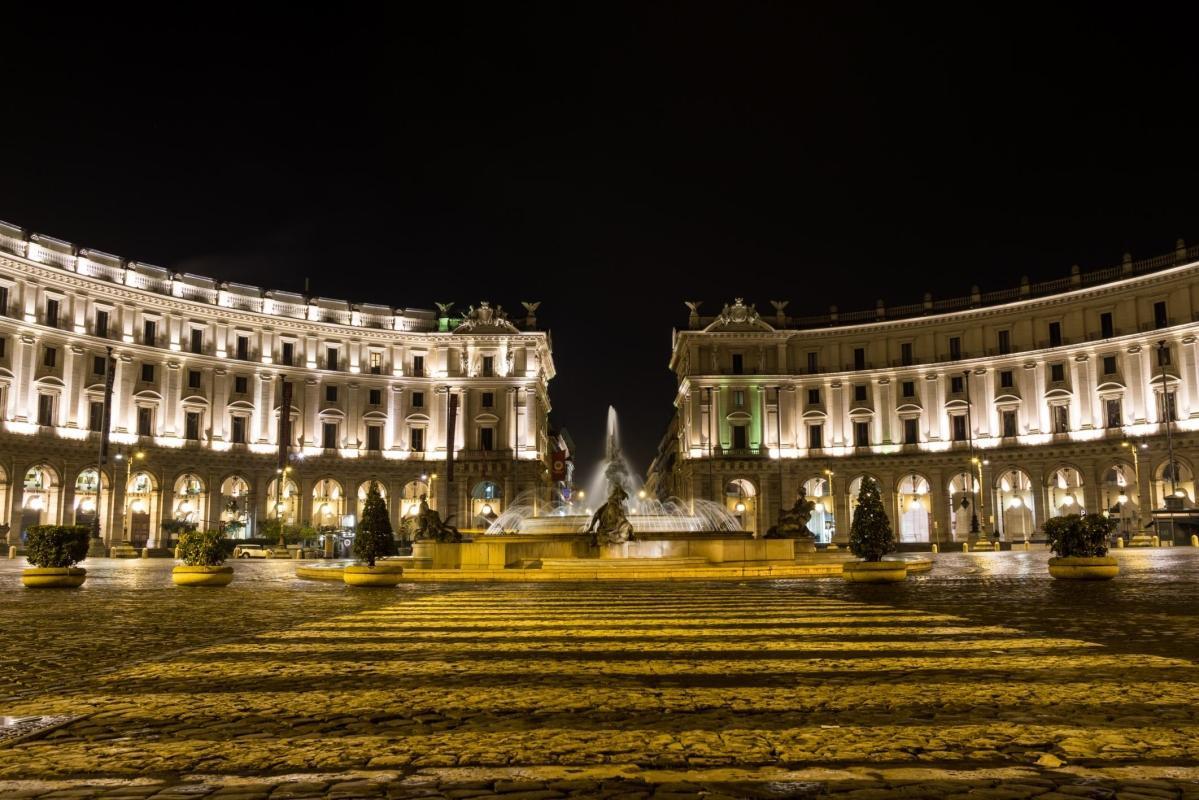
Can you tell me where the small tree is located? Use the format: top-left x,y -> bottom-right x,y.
26,525 -> 91,569
1045,513 -> 1115,558
353,481 -> 395,567
848,477 -> 895,562
178,529 -> 227,567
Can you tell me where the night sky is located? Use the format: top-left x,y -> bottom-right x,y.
2,6 -> 1198,475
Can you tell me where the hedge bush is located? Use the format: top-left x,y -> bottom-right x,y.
25,525 -> 91,569
1045,513 -> 1115,558
178,529 -> 227,567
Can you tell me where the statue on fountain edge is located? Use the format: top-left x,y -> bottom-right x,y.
586,485 -> 635,547
766,487 -> 818,542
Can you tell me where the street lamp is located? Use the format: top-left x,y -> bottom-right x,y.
1157,340 -> 1179,543
963,370 -> 982,536
114,449 -> 146,544
274,465 -> 293,547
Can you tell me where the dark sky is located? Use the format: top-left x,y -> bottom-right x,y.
2,6 -> 1198,474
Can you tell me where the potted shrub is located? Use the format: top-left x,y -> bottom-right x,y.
1046,514 -> 1119,580
843,477 -> 907,583
173,529 -> 234,586
344,482 -> 402,587
22,525 -> 91,588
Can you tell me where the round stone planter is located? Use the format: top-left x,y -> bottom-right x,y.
344,563 -> 404,587
172,565 -> 234,587
842,560 -> 908,583
1048,556 -> 1119,581
22,567 -> 87,588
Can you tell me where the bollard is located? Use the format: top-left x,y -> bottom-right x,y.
1152,535 -> 1160,548
141,548 -> 150,558
1191,534 -> 1198,547
930,543 -> 938,554
1116,538 -> 1124,548
293,548 -> 303,560
7,545 -> 15,559
174,546 -> 181,560
962,542 -> 969,552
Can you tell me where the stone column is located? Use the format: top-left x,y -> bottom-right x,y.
829,381 -> 845,445
164,360 -> 182,436
10,334 -> 34,421
346,382 -> 360,448
211,368 -> 228,441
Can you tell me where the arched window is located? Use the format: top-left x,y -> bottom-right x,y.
21,465 -> 60,532
802,476 -> 833,542
173,474 -> 206,523
995,469 -> 1035,539
311,478 -> 345,528
220,475 -> 252,538
471,480 -> 503,526
74,468 -> 105,528
1155,460 -> 1195,507
896,474 -> 931,543
948,471 -> 979,538
725,479 -> 757,532
1047,467 -> 1084,517
125,471 -> 158,549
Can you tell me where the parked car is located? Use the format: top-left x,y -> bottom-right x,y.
233,544 -> 275,559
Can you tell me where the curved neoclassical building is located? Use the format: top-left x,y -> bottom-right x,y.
654,242 -> 1199,544
0,221 -> 554,548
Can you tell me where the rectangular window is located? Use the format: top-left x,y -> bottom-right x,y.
734,389 -> 745,407
231,415 -> 247,444
188,369 -> 201,389
1048,321 -> 1062,347
412,355 -> 424,376
853,421 -> 870,447
1154,300 -> 1169,329
853,348 -> 865,370
412,391 -> 424,409
0,286 -> 9,315
808,424 -> 823,449
0,337 -> 6,359
481,356 -> 494,377
43,347 -> 56,368
1002,409 -> 1017,438
137,406 -> 153,437
999,370 -> 1013,388
951,414 -> 967,441
807,388 -> 820,405
280,340 -> 294,366
1053,404 -> 1069,434
93,356 -> 105,374
480,427 -> 495,451
903,418 -> 918,444
144,319 -> 157,345
236,335 -> 249,360
731,424 -> 748,450
806,352 -> 818,373
901,342 -> 913,366
1050,363 -> 1065,382
731,353 -> 744,375
949,337 -> 961,360
368,388 -> 382,405
366,425 -> 382,451
950,376 -> 964,394
141,363 -> 154,383
853,384 -> 867,402
37,393 -> 54,426
410,426 -> 424,451
1102,355 -> 1117,375
369,351 -> 382,374
482,391 -> 494,408
1100,312 -> 1114,339
322,422 -> 338,449
997,330 -> 1011,355
902,380 -> 915,398
325,385 -> 338,402
234,376 -> 248,394
89,401 -> 104,432
95,309 -> 109,337
1157,345 -> 1172,367
185,411 -> 201,441
190,328 -> 203,354
326,347 -> 338,371
1106,398 -> 1122,428
1163,391 -> 1178,422
45,298 -> 59,327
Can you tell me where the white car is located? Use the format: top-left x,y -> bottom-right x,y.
233,544 -> 275,559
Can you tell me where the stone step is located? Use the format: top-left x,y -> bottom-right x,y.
528,556 -> 712,570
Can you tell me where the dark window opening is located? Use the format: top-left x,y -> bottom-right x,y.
808,424 -> 822,449
185,411 -> 201,441
190,328 -> 204,354
1100,312 -> 1114,339
482,391 -> 494,408
949,337 -> 961,360
731,353 -> 744,375
997,330 -> 1011,355
1000,370 -> 1013,388
480,427 -> 495,450
367,425 -> 382,451
236,335 -> 249,361
45,298 -> 59,327
853,348 -> 865,370
326,385 -> 338,402
1002,409 -> 1018,438
95,309 -> 109,337
903,418 -> 919,444
951,415 -> 967,441
43,347 -> 56,368
731,424 -> 748,450
141,363 -> 154,383
37,394 -> 54,426
901,342 -> 913,366
137,406 -> 153,436
1154,301 -> 1169,329
322,422 -> 338,449
188,369 -> 201,389
234,376 -> 248,394
89,401 -> 104,432
410,427 -> 424,451
368,388 -> 382,405
1048,321 -> 1062,347
232,416 -> 247,444
853,421 -> 870,447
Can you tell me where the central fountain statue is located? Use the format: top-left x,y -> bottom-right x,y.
584,416 -> 636,546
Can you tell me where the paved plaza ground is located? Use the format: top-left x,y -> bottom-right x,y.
2,551 -> 1199,799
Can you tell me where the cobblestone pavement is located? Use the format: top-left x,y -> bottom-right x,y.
2,552 -> 1199,798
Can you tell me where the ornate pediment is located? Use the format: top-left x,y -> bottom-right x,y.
703,298 -> 774,332
454,301 -> 520,334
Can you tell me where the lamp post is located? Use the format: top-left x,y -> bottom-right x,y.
1157,340 -> 1179,543
114,448 -> 146,544
963,370 -> 981,536
274,465 -> 293,547
1120,440 -> 1145,543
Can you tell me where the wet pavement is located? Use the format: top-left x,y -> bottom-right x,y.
1,551 -> 1198,799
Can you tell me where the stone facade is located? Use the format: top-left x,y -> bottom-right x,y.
655,244 -> 1199,544
0,221 -> 554,546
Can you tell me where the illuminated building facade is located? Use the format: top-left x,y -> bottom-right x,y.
0,221 -> 554,547
657,243 -> 1199,544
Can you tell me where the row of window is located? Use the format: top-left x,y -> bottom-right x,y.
724,302 -> 1176,375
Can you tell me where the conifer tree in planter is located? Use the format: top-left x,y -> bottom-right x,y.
1045,513 -> 1119,580
843,477 -> 907,583
173,529 -> 234,586
22,525 -> 91,588
345,481 -> 402,587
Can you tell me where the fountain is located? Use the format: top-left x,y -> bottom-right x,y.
486,406 -> 743,537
